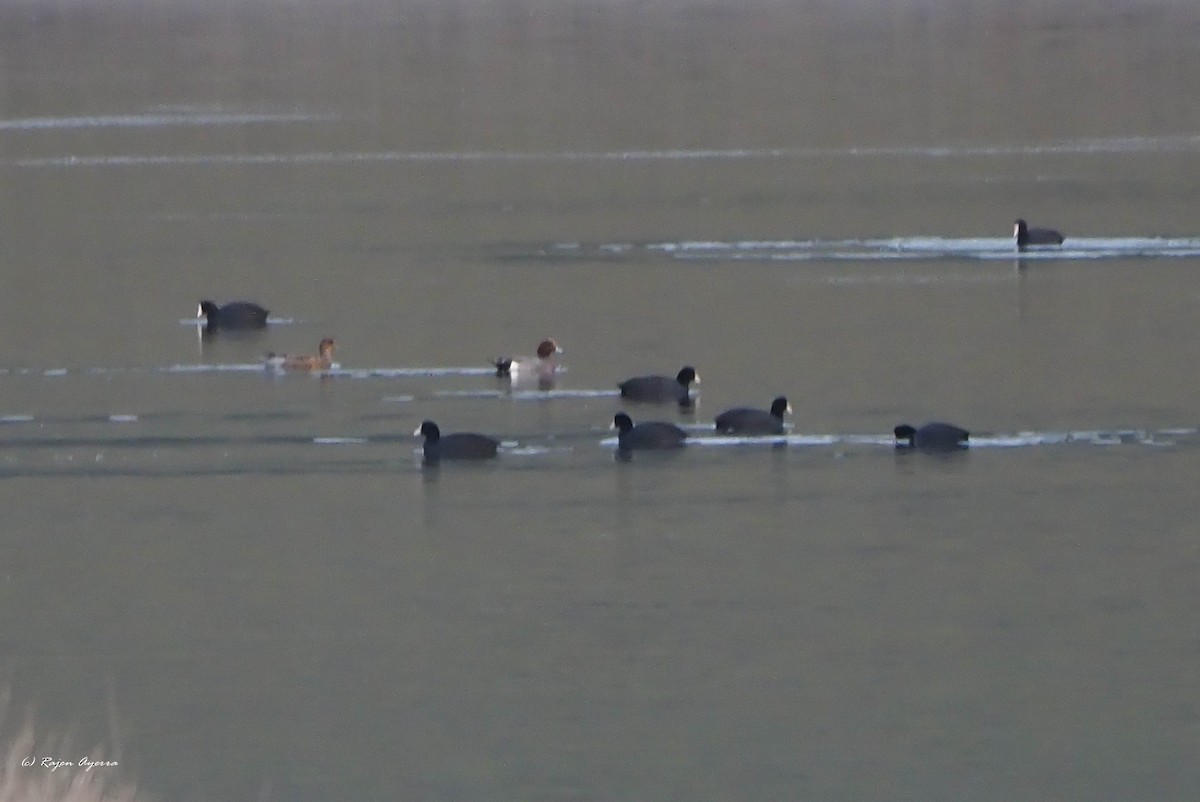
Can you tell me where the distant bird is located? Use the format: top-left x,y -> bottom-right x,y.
611,412 -> 688,451
413,420 -> 499,462
493,338 -> 562,387
894,422 -> 970,452
1013,219 -> 1064,250
266,338 -> 336,371
618,366 -> 699,407
197,300 -> 269,330
714,396 -> 791,435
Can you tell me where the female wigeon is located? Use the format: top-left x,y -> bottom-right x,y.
266,338 -> 336,371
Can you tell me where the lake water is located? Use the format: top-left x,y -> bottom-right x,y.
2,0 -> 1199,799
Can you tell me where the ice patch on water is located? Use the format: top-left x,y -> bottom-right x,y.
509,389 -> 621,400
434,389 -> 508,399
0,110 -> 337,131
500,445 -> 571,457
433,385 -> 616,400
341,367 -> 496,378
10,134 -> 1200,169
838,434 -> 898,446
692,435 -> 790,446
6,363 -> 561,379
164,363 -> 270,373
181,316 -> 296,326
598,428 -> 1191,450
544,236 -> 1200,264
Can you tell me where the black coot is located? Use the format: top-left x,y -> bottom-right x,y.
714,396 -> 791,434
611,412 -> 687,451
414,420 -> 499,462
197,300 -> 269,330
1013,219 -> 1064,249
893,422 -> 970,452
617,366 -> 699,407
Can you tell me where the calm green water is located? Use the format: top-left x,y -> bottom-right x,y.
2,1 -> 1199,799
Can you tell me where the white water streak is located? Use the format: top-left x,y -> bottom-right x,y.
601,429 -> 1190,449
563,236 -> 1200,263
7,135 -> 1200,170
0,111 -> 337,132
